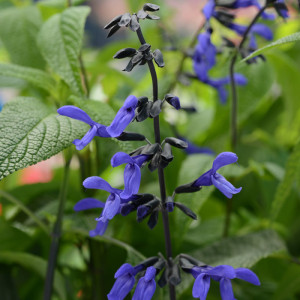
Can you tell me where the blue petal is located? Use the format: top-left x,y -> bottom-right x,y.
132,155 -> 150,167
234,74 -> 248,86
57,106 -> 96,126
106,95 -> 138,137
73,125 -> 97,150
145,266 -> 156,282
168,96 -> 181,110
212,152 -> 238,173
219,278 -> 235,300
108,273 -> 135,300
137,205 -> 149,219
252,24 -> 273,41
121,164 -> 141,199
207,265 -> 235,280
228,23 -> 246,36
89,218 -> 109,236
74,198 -> 105,211
193,169 -> 213,187
192,273 -> 210,300
235,268 -> 260,286
202,0 -> 215,20
115,263 -> 134,278
83,176 -> 119,194
111,152 -> 134,167
211,173 -> 242,199
102,194 -> 121,220
97,124 -> 111,137
132,278 -> 156,300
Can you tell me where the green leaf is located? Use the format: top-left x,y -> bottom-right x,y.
242,32 -> 300,62
270,140 -> 300,221
190,229 -> 286,268
37,7 -> 90,96
0,251 -> 66,300
0,63 -> 55,94
0,6 -> 45,68
0,97 -> 86,180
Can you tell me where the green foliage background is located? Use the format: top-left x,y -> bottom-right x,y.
0,0 -> 300,299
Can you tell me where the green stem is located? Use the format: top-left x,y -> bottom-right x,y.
0,190 -> 49,234
43,159 -> 71,300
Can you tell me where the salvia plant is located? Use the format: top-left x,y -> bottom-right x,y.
1,0 -> 300,299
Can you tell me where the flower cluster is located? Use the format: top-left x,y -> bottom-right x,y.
56,3 -> 265,299
192,0 -> 289,103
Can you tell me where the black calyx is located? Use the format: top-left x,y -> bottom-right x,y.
113,48 -> 137,59
104,12 -> 141,38
157,257 -> 182,288
214,10 -> 235,27
174,202 -> 197,220
116,132 -> 146,141
175,182 -> 202,194
135,97 -> 163,122
137,3 -> 160,20
164,137 -> 188,149
137,197 -> 161,225
179,254 -> 207,272
120,193 -> 155,216
130,143 -> 161,156
152,49 -> 165,67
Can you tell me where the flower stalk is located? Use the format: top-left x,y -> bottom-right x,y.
136,26 -> 176,300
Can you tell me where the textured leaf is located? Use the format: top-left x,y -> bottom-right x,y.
0,97 -> 86,180
37,7 -> 90,95
242,32 -> 300,62
271,140 -> 300,221
0,63 -> 55,93
0,251 -> 66,300
0,6 -> 45,68
190,230 -> 286,268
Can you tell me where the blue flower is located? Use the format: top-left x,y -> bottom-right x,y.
57,95 -> 138,150
108,263 -> 143,300
132,266 -> 157,300
192,152 -> 242,198
111,152 -> 150,199
79,176 -> 122,236
191,265 -> 260,300
193,30 -> 247,103
202,0 -> 215,20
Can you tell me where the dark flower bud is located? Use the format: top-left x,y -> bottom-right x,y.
118,13 -> 132,27
164,137 -> 188,149
174,202 -> 197,220
143,3 -> 160,12
214,10 -> 235,27
136,101 -> 152,122
147,209 -> 159,229
161,143 -> 173,162
169,263 -> 181,286
129,14 -> 140,31
117,132 -> 146,141
140,256 -> 160,268
179,254 -> 206,271
150,100 -> 163,118
132,52 -> 144,64
104,15 -> 122,29
165,94 -> 181,110
158,269 -> 168,287
139,43 -> 151,52
153,258 -> 166,271
106,25 -> 121,38
130,143 -> 160,156
113,48 -> 137,59
175,182 -> 202,194
146,14 -> 160,20
181,106 -> 197,113
152,49 -> 165,67
148,152 -> 161,172
120,203 -> 135,216
138,96 -> 149,105
137,9 -> 148,19
137,198 -> 160,221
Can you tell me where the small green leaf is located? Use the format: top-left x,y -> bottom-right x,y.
271,140 -> 300,221
0,251 -> 66,300
0,6 -> 45,68
189,230 -> 286,268
0,63 -> 55,94
242,32 -> 300,62
0,97 -> 86,180
37,7 -> 90,95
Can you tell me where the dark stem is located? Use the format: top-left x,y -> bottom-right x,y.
229,5 -> 267,151
43,159 -> 71,300
136,27 -> 176,300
